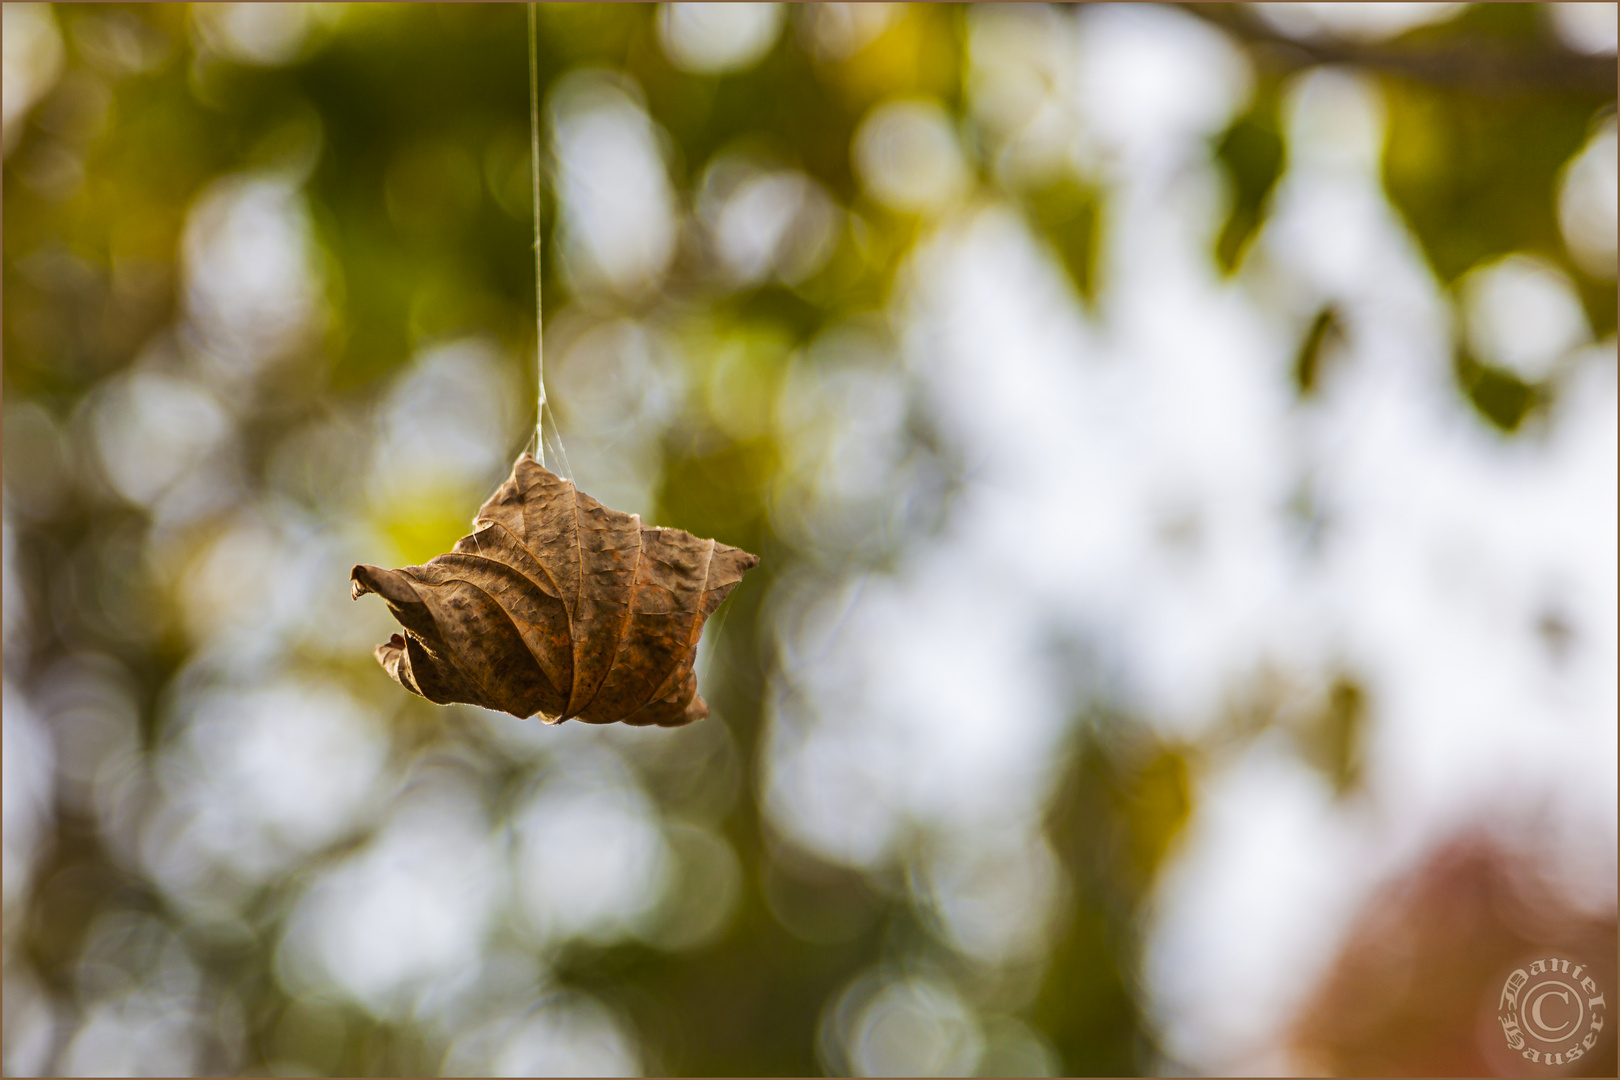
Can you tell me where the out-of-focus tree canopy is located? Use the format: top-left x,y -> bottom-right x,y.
4,4 -> 1615,1077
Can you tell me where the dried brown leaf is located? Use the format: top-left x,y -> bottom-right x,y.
351,454 -> 758,727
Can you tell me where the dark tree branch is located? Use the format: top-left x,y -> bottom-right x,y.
1180,3 -> 1618,96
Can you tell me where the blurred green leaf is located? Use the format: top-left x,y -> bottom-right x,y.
1294,305 -> 1346,398
1213,82 -> 1286,275
1022,177 -> 1103,306
1036,724 -> 1192,1073
1456,347 -> 1543,434
1295,675 -> 1367,797
1382,77 -> 1615,335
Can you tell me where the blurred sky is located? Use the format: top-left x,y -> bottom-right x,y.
3,3 -> 1617,1077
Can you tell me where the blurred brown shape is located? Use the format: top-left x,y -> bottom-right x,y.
1289,832 -> 1617,1077
352,453 -> 758,726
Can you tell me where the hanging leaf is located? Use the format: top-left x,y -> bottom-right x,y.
351,453 -> 759,727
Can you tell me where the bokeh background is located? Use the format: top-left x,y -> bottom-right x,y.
3,3 -> 1616,1076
